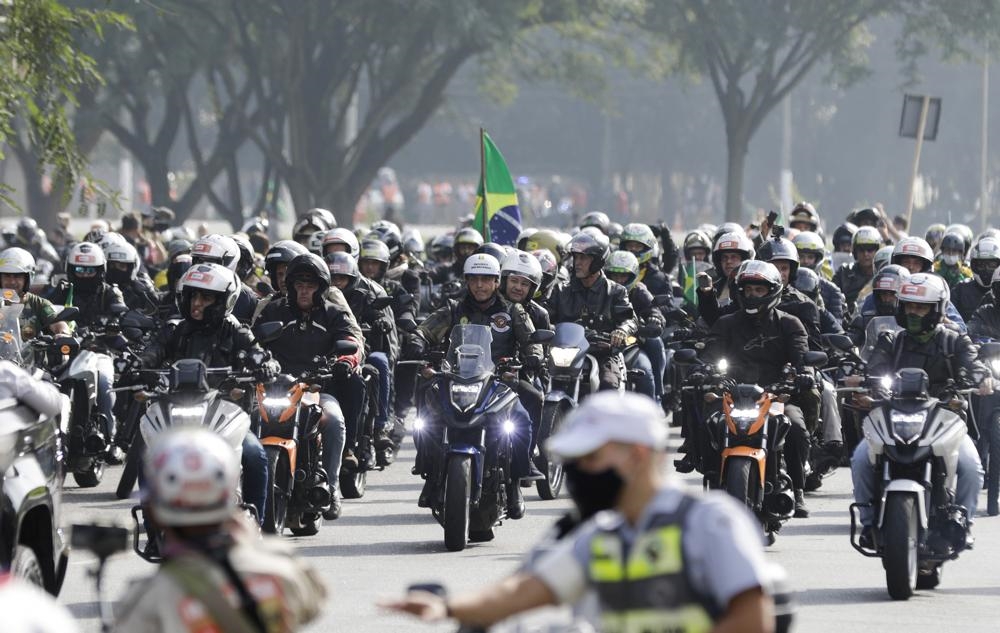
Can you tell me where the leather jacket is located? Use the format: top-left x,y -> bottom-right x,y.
868,326 -> 987,398
415,292 -> 541,365
548,274 -> 637,337
140,314 -> 262,372
258,295 -> 364,375
704,308 -> 809,386
833,261 -> 874,316
341,276 -> 399,364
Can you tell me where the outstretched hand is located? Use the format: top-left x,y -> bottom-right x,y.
379,591 -> 449,621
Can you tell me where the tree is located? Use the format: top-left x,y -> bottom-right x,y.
0,0 -> 126,226
640,1 -> 1000,223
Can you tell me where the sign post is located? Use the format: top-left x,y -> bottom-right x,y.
899,94 -> 942,229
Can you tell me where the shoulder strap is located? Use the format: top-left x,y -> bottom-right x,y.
162,557 -> 261,633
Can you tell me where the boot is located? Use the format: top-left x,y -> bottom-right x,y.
522,463 -> 546,481
793,489 -> 810,518
417,477 -> 434,508
507,482 -> 525,520
342,448 -> 359,470
323,491 -> 342,521
673,455 -> 696,474
374,427 -> 394,451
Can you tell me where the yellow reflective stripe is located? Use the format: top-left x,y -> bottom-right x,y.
626,526 -> 683,578
589,533 -> 625,581
600,606 -> 714,633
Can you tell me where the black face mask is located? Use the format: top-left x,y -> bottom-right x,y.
563,461 -> 625,519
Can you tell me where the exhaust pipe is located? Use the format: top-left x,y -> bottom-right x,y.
84,430 -> 108,455
305,481 -> 332,508
764,490 -> 795,518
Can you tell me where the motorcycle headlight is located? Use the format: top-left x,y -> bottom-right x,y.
262,397 -> 291,408
450,381 -> 484,412
728,408 -> 758,433
550,346 -> 579,368
890,410 -> 927,443
170,404 -> 207,426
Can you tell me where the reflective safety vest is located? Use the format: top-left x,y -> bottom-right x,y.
586,495 -> 717,633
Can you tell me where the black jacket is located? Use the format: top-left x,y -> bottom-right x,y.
952,279 -> 990,324
548,274 -> 637,336
258,296 -> 364,375
342,276 -> 399,364
140,314 -> 262,372
629,282 -> 665,333
416,292 -> 541,365
701,284 -> 822,350
47,281 -> 127,328
868,326 -> 987,397
833,261 -> 873,316
704,308 -> 809,386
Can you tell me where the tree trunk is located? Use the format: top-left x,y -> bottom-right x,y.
724,128 -> 750,224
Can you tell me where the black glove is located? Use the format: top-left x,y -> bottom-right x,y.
331,360 -> 352,381
523,355 -> 542,371
795,374 -> 816,391
375,317 -> 393,334
404,337 -> 426,360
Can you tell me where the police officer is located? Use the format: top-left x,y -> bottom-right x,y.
114,428 -> 326,632
384,392 -> 774,633
547,232 -> 637,391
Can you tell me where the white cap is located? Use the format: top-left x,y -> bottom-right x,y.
546,392 -> 668,459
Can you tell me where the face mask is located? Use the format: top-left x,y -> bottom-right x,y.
942,254 -> 961,266
904,312 -> 926,335
563,462 -> 625,519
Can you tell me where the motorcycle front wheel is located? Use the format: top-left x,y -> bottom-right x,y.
535,403 -> 569,500
723,456 -> 757,509
883,493 -> 918,600
443,455 -> 472,552
263,446 -> 291,535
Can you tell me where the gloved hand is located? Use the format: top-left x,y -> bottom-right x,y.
331,360 -> 353,381
260,359 -> 281,380
404,337 -> 426,360
610,329 -> 628,347
795,374 -> 816,391
375,317 -> 393,334
523,355 -> 542,371
696,272 -> 713,292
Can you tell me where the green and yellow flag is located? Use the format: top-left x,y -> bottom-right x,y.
471,130 -> 522,246
680,259 -> 698,310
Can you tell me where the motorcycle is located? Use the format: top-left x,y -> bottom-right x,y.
847,368 -> 977,599
675,348 -> 828,544
410,324 -> 526,551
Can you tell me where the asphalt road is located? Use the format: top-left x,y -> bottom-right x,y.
58,428 -> 1000,633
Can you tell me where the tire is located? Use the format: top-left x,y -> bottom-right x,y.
72,459 -> 104,488
723,457 -> 756,509
883,493 -> 918,600
339,467 -> 367,499
916,564 -> 943,590
535,403 -> 567,501
115,434 -> 144,500
11,545 -> 44,589
443,455 -> 471,552
262,446 -> 290,535
987,412 -> 1000,515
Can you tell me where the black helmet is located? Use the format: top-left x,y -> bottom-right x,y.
735,260 -> 783,316
284,253 -> 331,308
939,232 -> 966,256
850,207 -> 880,227
292,208 -> 336,243
367,225 -> 403,262
579,211 -> 611,235
476,242 -> 507,263
264,240 -> 309,290
789,202 -> 819,231
756,237 -> 799,282
567,231 -> 610,274
832,222 -> 858,251
230,234 -> 256,280
682,230 -> 712,260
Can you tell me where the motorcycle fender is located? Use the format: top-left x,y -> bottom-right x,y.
721,447 -> 767,488
5,455 -> 51,518
878,482 -> 927,530
260,437 -> 297,475
544,390 -> 572,405
447,445 -> 483,503
585,354 -> 601,394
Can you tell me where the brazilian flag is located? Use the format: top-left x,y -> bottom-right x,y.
679,259 -> 698,310
471,130 -> 522,246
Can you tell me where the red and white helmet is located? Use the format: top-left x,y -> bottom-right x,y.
144,427 -> 239,526
191,234 -> 240,272
65,242 -> 107,286
103,240 -> 140,281
177,263 -> 240,324
323,228 -> 361,260
0,247 -> 36,287
891,236 -> 934,272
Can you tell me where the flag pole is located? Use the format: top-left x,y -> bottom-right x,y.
479,127 -> 488,242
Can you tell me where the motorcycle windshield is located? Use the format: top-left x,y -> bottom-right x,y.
862,316 -> 900,362
551,322 -> 587,348
447,324 -> 494,379
0,302 -> 24,365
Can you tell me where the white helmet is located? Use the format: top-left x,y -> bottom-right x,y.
604,250 -> 640,290
306,230 -> 326,255
891,236 -> 934,272
191,234 -> 240,272
97,231 -> 129,251
177,263 -> 240,325
970,237 -> 1000,287
323,228 -> 360,260
0,247 -> 36,288
144,427 -> 239,526
103,240 -> 140,281
463,253 -> 501,278
501,249 -> 543,290
896,272 -> 949,334
873,245 -> 894,273
66,242 -> 107,287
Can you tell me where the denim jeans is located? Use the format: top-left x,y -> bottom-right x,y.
367,352 -> 392,430
629,350 -> 656,400
241,432 -> 268,524
318,394 -> 346,477
640,337 -> 667,401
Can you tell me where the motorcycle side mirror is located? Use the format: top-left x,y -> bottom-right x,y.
823,334 -> 855,352
653,294 -> 674,307
398,317 -> 418,333
802,351 -> 828,368
529,329 -> 554,344
371,296 -> 394,311
54,306 -> 80,323
121,311 -> 156,330
256,281 -> 276,297
674,348 -> 700,365
71,523 -> 129,560
254,321 -> 283,343
335,340 -> 359,355
52,336 -> 80,357
979,341 -> 1000,359
638,324 -> 663,338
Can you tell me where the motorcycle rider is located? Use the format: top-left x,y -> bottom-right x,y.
829,222 -> 858,273
327,251 -> 398,456
0,247 -> 70,340
258,253 -> 363,520
925,223 -> 947,254
138,263 -> 276,525
529,248 -> 561,306
833,226 -> 882,316
432,227 -> 484,285
190,234 -> 258,325
696,231 -> 756,321
406,253 -> 543,518
788,201 -> 820,233
847,265 -> 910,346
384,392 -> 774,633
850,272 -> 988,545
114,428 -> 326,632
547,232 -> 637,392
933,232 -> 973,289
604,250 -> 666,403
890,236 -> 968,331
619,223 -> 673,298
703,260 -> 814,518
792,231 -> 846,322
102,239 -> 160,314
793,268 -> 843,335
952,236 -> 1000,322
292,208 -> 336,246
681,230 -> 713,264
